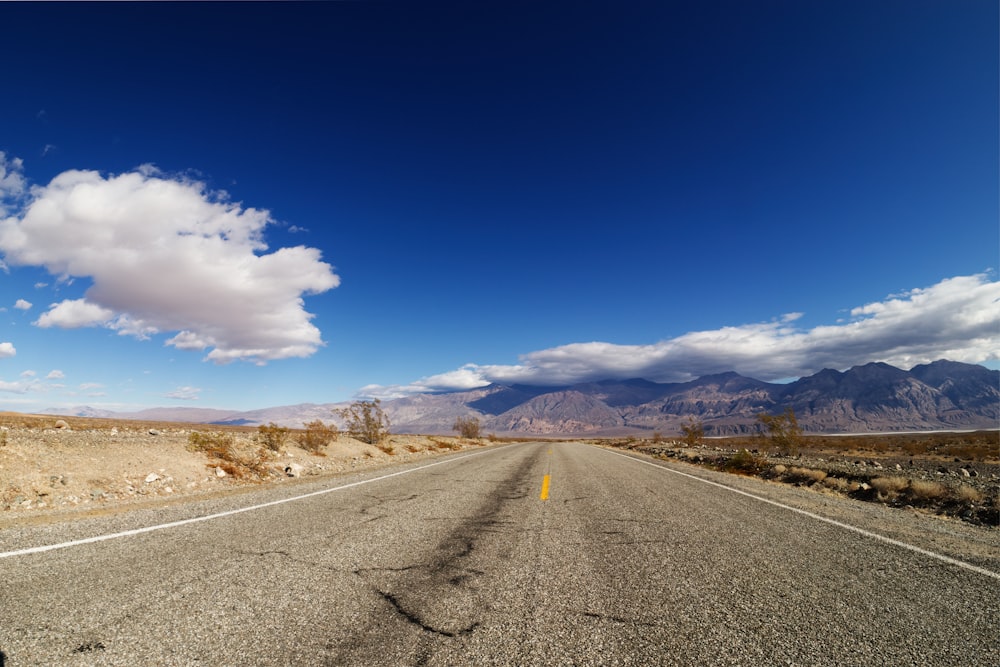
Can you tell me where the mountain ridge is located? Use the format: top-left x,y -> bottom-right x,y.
43,360 -> 998,436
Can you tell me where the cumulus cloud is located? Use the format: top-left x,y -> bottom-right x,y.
0,342 -> 15,358
46,369 -> 65,379
14,299 -> 31,310
361,274 -> 1000,399
0,159 -> 340,363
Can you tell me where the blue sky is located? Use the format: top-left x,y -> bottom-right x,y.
0,1 -> 997,413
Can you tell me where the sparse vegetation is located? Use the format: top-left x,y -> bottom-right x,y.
257,422 -> 290,452
337,399 -> 391,446
602,429 -> 998,526
906,479 -> 947,501
453,415 -> 481,439
298,419 -> 337,454
429,437 -> 462,451
720,448 -> 768,475
187,430 -> 273,478
680,419 -> 704,447
756,408 -> 803,456
870,476 -> 909,497
784,466 -> 827,485
956,484 -> 984,504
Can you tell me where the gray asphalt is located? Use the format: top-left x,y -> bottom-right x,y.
1,442 -> 997,666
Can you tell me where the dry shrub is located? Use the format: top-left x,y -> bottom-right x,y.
786,466 -> 828,485
430,437 -> 461,451
955,484 -> 984,504
870,476 -> 909,496
907,479 -> 947,501
720,449 -> 767,475
188,430 -> 236,459
405,444 -> 422,453
187,430 -> 272,479
822,476 -> 850,492
257,422 -> 290,452
298,419 -> 336,455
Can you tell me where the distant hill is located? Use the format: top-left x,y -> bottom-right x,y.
44,360 -> 998,436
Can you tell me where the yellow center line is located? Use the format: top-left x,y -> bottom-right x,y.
540,474 -> 551,501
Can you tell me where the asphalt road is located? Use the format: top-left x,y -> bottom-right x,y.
1,442 -> 997,666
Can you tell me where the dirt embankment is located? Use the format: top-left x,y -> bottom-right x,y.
0,414 -> 481,519
604,431 -> 999,527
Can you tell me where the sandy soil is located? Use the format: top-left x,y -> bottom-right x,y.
0,413 -> 481,521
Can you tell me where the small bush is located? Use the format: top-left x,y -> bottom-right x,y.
721,449 -> 767,475
822,476 -> 851,492
907,480 -> 947,501
337,399 -> 391,445
955,484 -> 984,504
454,416 -> 481,439
680,419 -> 704,447
870,476 -> 909,497
430,437 -> 461,451
298,419 -> 336,454
756,408 -> 802,456
257,422 -> 290,452
785,466 -> 828,485
187,430 -> 272,478
187,430 -> 236,459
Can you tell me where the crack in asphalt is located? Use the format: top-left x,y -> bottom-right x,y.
345,445 -> 545,656
377,591 -> 480,638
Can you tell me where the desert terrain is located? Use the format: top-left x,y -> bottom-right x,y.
0,413 -> 486,524
1,412 -> 996,530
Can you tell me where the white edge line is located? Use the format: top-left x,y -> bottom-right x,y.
605,448 -> 1000,581
1,450 -> 487,560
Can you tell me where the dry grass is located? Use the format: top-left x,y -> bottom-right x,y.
955,484 -> 984,504
906,479 -> 947,501
187,430 -> 273,479
719,449 -> 768,475
429,437 -> 462,451
821,476 -> 851,492
784,466 -> 827,485
297,420 -> 336,455
718,430 -> 999,462
870,476 -> 910,496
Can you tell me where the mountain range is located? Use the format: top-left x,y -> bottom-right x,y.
46,360 -> 999,436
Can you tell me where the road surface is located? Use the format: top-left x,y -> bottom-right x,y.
1,441 -> 997,666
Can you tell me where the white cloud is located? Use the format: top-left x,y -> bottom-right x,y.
0,342 -> 15,358
35,299 -> 114,328
166,386 -> 201,401
0,153 -> 27,216
362,274 -> 1000,398
14,299 -> 31,310
0,162 -> 340,363
0,380 -> 35,394
79,382 -> 104,391
46,369 -> 65,379
20,370 -> 36,378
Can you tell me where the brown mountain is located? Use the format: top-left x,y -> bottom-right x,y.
386,360 -> 997,435
46,360 -> 998,435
